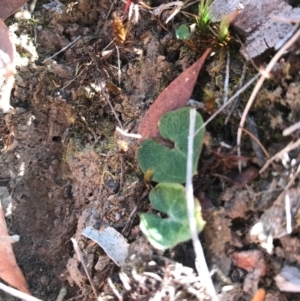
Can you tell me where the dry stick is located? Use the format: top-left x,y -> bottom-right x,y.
0,281 -> 42,301
285,194 -> 292,235
186,109 -> 218,301
115,44 -> 121,86
71,238 -> 98,299
56,287 -> 67,301
241,127 -> 270,159
107,278 -> 123,301
283,120 -> 300,136
260,139 -> 300,173
274,24 -> 298,50
42,36 -> 81,63
194,73 -> 259,137
101,90 -> 123,129
247,116 -> 266,166
223,51 -> 230,104
237,27 -> 300,171
225,63 -> 247,124
116,126 -> 141,139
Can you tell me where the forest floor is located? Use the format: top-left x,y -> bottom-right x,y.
1,0 -> 300,300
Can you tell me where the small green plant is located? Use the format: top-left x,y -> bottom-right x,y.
175,0 -> 232,49
140,182 -> 206,250
138,107 -> 205,183
176,24 -> 192,40
196,0 -> 212,34
138,108 -> 206,250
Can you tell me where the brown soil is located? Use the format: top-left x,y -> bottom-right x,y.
1,0 -> 300,301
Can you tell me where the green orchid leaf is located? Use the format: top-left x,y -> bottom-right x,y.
138,107 -> 205,183
176,24 -> 192,40
140,182 -> 206,250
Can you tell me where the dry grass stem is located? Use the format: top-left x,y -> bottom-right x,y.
186,109 -> 218,300
42,36 -> 81,63
102,90 -> 123,129
283,120 -> 300,136
225,62 -> 248,124
116,126 -> 141,138
107,278 -> 123,300
194,73 -> 259,137
241,127 -> 270,159
285,194 -> 292,235
71,238 -> 98,299
0,281 -> 42,301
237,27 -> 300,171
223,51 -> 230,104
260,139 -> 300,173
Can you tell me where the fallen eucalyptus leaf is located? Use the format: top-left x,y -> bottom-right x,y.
138,48 -> 211,141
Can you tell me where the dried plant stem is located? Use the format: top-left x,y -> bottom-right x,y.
241,127 -> 270,159
186,109 -> 218,300
56,287 -> 67,301
71,238 -> 98,299
225,63 -> 248,124
107,278 -> 123,300
260,139 -> 300,173
237,27 -> 300,171
194,73 -> 259,137
223,51 -> 230,104
42,36 -> 81,63
283,120 -> 300,136
0,281 -> 42,301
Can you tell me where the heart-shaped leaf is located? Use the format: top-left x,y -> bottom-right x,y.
138,107 -> 205,183
140,182 -> 206,250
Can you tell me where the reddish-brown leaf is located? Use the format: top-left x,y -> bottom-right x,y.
0,203 -> 30,293
0,0 -> 29,20
138,48 -> 211,141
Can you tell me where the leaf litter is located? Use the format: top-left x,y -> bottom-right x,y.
1,0 -> 300,300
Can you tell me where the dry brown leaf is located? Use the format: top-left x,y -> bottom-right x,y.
138,48 -> 211,141
0,0 -> 29,20
0,202 -> 30,293
112,12 -> 127,45
0,19 -> 16,113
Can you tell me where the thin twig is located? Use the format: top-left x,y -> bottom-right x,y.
241,127 -> 270,159
260,139 -> 300,173
285,194 -> 292,234
194,73 -> 259,137
0,281 -> 42,301
115,44 -> 121,86
223,51 -> 230,104
42,36 -> 81,63
237,27 -> 300,171
116,126 -> 141,138
274,24 -> 298,50
186,109 -> 218,300
101,90 -> 123,129
225,62 -> 247,124
71,238 -> 98,299
56,287 -> 67,301
246,117 -> 266,166
283,120 -> 300,136
107,278 -> 123,301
